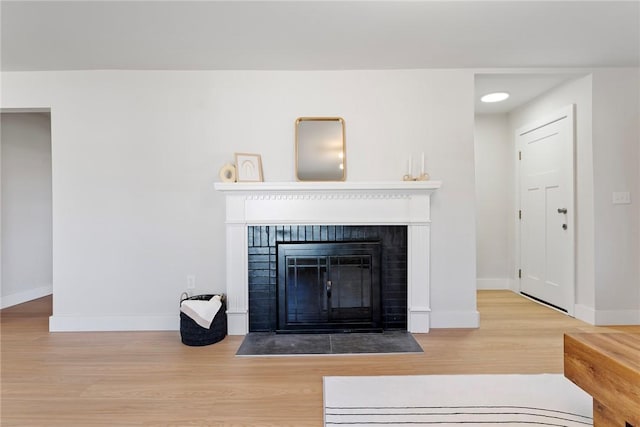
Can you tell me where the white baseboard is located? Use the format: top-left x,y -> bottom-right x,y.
573,304 -> 639,325
430,310 -> 480,329
0,285 -> 53,309
227,310 -> 249,335
476,278 -> 510,290
49,315 -> 179,332
594,309 -> 640,325
573,304 -> 596,325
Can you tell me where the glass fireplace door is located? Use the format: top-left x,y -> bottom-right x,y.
284,256 -> 329,324
278,242 -> 381,332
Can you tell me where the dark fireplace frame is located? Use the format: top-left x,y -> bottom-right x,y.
247,225 -> 407,332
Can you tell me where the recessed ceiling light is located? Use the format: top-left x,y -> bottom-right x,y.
481,92 -> 510,103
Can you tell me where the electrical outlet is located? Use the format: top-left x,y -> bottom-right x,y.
612,191 -> 631,205
186,275 -> 196,290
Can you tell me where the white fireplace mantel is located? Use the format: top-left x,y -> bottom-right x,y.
214,180 -> 441,335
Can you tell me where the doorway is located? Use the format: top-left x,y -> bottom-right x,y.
0,111 -> 53,309
474,74 -> 580,293
474,73 -> 586,317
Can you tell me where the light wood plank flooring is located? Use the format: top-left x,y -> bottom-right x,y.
2,291 -> 638,426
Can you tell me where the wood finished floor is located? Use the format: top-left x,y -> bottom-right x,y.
2,290 -> 638,426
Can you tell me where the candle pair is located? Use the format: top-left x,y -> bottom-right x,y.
407,153 -> 425,175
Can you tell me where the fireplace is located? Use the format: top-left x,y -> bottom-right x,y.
214,181 -> 441,335
247,225 -> 408,333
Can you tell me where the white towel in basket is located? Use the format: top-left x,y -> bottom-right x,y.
181,295 -> 222,329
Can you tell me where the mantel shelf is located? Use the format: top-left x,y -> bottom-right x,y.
214,180 -> 442,193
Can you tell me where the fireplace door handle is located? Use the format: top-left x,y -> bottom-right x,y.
326,280 -> 332,298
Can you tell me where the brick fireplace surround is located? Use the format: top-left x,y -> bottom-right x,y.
214,181 -> 441,335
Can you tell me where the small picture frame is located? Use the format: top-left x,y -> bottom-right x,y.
235,153 -> 264,182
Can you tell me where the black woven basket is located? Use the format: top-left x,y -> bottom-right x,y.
180,294 -> 227,346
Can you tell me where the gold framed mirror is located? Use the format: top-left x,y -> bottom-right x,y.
295,117 -> 345,181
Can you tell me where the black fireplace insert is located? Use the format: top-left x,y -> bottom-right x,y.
247,225 -> 407,333
277,242 -> 381,333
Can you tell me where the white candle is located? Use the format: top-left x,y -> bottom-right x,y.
421,152 -> 425,174
408,155 -> 413,175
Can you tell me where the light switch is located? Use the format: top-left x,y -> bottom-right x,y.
612,191 -> 631,205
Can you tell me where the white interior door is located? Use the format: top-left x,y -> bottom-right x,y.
518,105 -> 575,314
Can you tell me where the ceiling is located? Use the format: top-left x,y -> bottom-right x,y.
474,73 -> 584,114
2,1 -> 638,113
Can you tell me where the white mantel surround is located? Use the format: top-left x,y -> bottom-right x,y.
214,181 -> 441,335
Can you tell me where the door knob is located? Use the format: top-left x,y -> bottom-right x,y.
557,208 -> 567,214
562,224 -> 567,230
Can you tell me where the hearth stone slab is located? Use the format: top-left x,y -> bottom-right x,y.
236,332 -> 423,356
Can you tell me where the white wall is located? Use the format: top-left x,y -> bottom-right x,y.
1,70 -> 479,331
591,69 -> 640,324
1,112 -> 53,308
474,114 -> 511,289
509,70 -> 640,325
